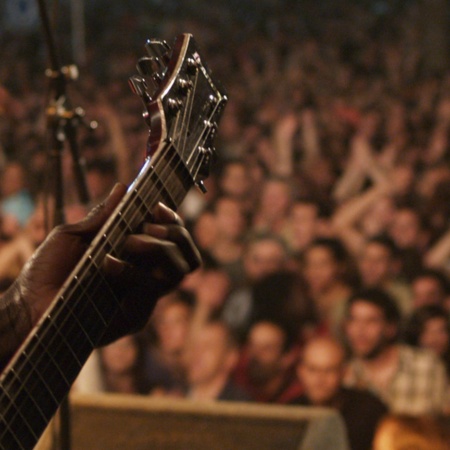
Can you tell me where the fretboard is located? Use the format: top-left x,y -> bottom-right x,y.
0,145 -> 194,450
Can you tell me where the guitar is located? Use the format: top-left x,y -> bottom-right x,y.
0,33 -> 227,450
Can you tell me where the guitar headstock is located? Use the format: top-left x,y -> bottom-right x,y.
129,33 -> 227,191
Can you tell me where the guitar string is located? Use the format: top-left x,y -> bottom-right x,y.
0,72 -> 223,445
178,64 -> 197,161
0,149 -> 186,446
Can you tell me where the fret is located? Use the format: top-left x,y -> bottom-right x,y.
2,368 -> 49,441
116,211 -> 134,234
11,356 -> 59,413
0,386 -> 39,449
32,333 -> 71,388
52,297 -> 97,350
37,312 -> 91,378
130,189 -> 152,220
148,171 -> 178,210
153,148 -> 194,204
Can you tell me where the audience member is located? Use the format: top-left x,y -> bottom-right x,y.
221,233 -> 289,337
344,288 -> 449,414
357,236 -> 412,315
0,160 -> 34,238
252,177 -> 292,235
404,304 -> 450,376
208,196 -> 246,285
145,291 -> 194,394
250,270 -> 318,345
75,334 -> 154,395
373,414 -> 450,450
411,268 -> 449,309
184,320 -> 250,401
282,198 -> 321,255
302,238 -> 353,336
234,320 -> 302,403
2,1 -> 450,443
292,336 -> 387,450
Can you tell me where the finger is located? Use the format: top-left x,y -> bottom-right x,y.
121,234 -> 192,282
143,224 -> 202,272
152,202 -> 184,226
98,255 -> 169,345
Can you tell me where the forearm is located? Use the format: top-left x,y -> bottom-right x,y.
0,281 -> 32,372
425,227 -> 450,269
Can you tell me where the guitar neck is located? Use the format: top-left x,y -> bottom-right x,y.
0,145 -> 194,449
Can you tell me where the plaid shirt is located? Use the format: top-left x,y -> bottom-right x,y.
345,345 -> 449,415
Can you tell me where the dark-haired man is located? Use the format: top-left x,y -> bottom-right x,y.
344,288 -> 448,414
233,320 -> 302,403
358,236 -> 412,315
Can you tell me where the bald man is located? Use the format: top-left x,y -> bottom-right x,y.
291,337 -> 387,450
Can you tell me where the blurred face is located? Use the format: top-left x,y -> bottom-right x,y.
1,163 -> 25,197
389,209 -> 421,249
196,270 -> 230,308
298,340 -> 344,405
419,317 -> 449,357
101,336 -> 138,375
345,301 -> 396,359
155,303 -> 191,354
186,324 -> 233,385
193,212 -> 217,250
359,243 -> 392,287
214,198 -> 245,239
361,197 -> 395,236
244,239 -> 286,281
290,203 -> 318,249
220,163 -> 250,198
247,322 -> 285,383
259,180 -> 291,218
412,277 -> 444,308
25,203 -> 47,246
304,246 -> 339,294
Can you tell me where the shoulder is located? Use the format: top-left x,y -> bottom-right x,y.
218,380 -> 253,402
399,345 -> 445,371
341,387 -> 387,411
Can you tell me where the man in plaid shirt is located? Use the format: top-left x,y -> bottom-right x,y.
343,288 -> 449,415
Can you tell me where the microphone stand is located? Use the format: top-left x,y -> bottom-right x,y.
36,0 -> 94,448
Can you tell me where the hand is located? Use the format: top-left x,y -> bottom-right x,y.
7,183 -> 201,347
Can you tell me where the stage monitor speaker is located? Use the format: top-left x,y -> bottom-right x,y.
36,393 -> 350,450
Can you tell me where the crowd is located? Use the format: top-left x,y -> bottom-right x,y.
1,1 -> 450,449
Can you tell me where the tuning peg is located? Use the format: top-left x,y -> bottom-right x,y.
186,57 -> 199,74
167,98 -> 183,113
137,57 -> 157,76
145,39 -> 171,63
196,181 -> 208,194
203,120 -> 218,140
178,78 -> 193,94
128,75 -> 149,98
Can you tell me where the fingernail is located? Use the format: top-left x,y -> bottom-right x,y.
144,223 -> 169,239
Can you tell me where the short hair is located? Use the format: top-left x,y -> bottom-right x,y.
306,237 -> 349,263
247,319 -> 294,353
366,235 -> 399,259
412,268 -> 449,294
243,231 -> 288,256
347,288 -> 401,325
206,319 -> 239,350
404,305 -> 450,347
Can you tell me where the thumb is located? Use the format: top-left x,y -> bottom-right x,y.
65,183 -> 127,236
